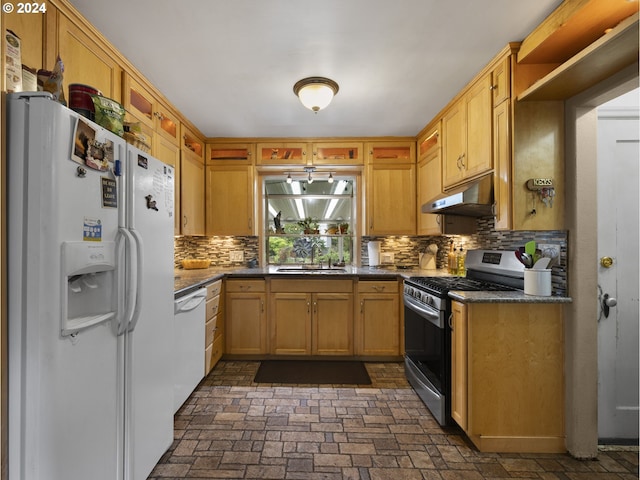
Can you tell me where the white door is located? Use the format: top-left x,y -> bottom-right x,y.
596,89 -> 639,442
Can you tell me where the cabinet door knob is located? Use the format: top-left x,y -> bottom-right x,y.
489,85 -> 497,90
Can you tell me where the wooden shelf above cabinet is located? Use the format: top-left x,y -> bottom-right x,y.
518,12 -> 639,102
518,0 -> 639,65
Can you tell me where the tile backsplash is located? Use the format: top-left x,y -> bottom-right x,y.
175,236 -> 259,269
362,216 -> 568,295
175,217 -> 568,294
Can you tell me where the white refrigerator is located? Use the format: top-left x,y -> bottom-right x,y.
7,92 -> 175,480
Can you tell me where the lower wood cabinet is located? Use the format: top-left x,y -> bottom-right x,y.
204,279 -> 223,373
356,280 -> 401,356
269,279 -> 354,356
451,300 -> 565,453
225,279 -> 267,355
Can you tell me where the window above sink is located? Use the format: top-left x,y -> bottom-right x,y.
263,176 -> 356,266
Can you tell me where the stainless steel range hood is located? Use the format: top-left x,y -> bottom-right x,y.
421,174 -> 494,217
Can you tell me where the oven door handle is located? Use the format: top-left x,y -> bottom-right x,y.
404,294 -> 444,328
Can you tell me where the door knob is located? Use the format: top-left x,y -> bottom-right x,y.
601,293 -> 617,318
600,256 -> 614,268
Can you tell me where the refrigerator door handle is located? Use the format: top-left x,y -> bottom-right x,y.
117,227 -> 137,336
127,228 -> 144,333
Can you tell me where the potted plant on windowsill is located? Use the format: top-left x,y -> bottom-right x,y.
297,217 -> 319,234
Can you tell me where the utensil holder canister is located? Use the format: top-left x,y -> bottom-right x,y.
524,269 -> 552,296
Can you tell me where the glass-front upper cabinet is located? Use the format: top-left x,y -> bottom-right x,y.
264,177 -> 355,266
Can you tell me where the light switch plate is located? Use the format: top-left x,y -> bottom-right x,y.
230,251 -> 244,262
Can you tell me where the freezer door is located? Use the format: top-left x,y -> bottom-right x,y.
7,93 -> 124,480
124,146 -> 175,480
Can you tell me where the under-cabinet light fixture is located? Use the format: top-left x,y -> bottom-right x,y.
286,173 -> 292,184
304,166 -> 315,184
328,172 -> 334,183
293,77 -> 339,113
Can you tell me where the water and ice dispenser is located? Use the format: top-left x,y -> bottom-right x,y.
61,241 -> 116,336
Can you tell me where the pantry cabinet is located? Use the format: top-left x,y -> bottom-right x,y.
356,280 -> 401,356
269,279 -> 354,356
205,279 -> 224,373
225,279 -> 267,355
205,165 -> 254,236
442,74 -> 493,189
450,300 -> 565,453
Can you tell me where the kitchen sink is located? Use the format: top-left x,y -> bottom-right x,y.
276,267 -> 347,272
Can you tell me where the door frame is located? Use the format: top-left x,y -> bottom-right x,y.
564,63 -> 639,459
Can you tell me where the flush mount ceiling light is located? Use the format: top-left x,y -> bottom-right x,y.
293,77 -> 339,113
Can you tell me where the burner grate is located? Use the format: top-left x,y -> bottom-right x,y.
407,276 -> 515,295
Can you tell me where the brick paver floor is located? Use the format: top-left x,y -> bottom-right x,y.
148,361 -> 639,479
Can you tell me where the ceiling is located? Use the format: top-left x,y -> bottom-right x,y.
68,0 -> 563,139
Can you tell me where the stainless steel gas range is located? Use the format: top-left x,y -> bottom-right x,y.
403,249 -> 525,426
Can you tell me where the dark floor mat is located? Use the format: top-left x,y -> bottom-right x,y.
254,360 -> 371,385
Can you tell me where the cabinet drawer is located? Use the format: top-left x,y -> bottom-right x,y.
225,279 -> 266,292
206,295 -> 221,318
270,278 -> 353,293
205,315 -> 219,347
206,279 -> 223,299
357,280 -> 398,293
207,335 -> 224,371
214,318 -> 224,341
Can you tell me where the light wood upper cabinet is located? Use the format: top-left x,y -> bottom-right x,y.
206,143 -> 254,165
123,75 -> 155,128
365,140 -> 416,235
205,165 -> 254,236
312,142 -> 364,165
4,11 -> 43,77
367,142 -> 415,164
417,124 -> 443,235
123,75 -> 180,147
491,55 -> 511,106
180,150 -> 205,235
442,73 -> 493,189
54,13 -> 122,101
256,142 -> 308,165
154,135 -> 181,234
492,100 -> 511,231
366,163 -> 416,235
181,125 -> 204,161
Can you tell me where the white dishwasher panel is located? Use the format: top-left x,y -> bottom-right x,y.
173,288 -> 207,413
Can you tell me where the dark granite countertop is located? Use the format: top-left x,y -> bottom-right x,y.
174,265 -> 450,297
448,290 -> 572,304
174,266 -> 571,304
